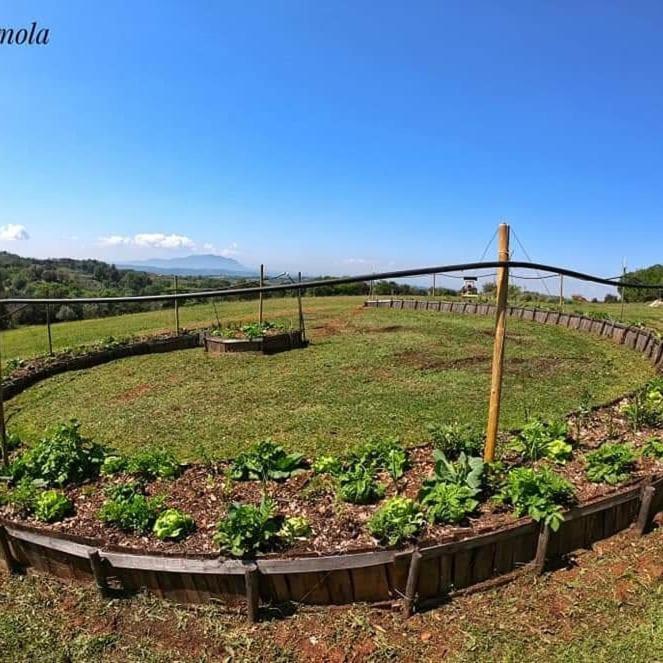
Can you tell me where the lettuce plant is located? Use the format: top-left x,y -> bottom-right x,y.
34,490 -> 73,523
585,443 -> 636,485
153,508 -> 195,540
232,440 -> 306,481
368,497 -> 425,546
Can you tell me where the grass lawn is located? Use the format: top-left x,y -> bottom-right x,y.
1,525 -> 661,661
5,300 -> 654,461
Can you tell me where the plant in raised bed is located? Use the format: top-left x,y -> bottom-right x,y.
368,497 -> 425,546
153,508 -> 195,541
585,443 -> 637,485
214,497 -> 282,557
277,515 -> 312,545
100,454 -> 127,476
621,378 -> 663,430
3,477 -> 42,517
338,464 -> 386,505
99,482 -> 164,534
641,437 -> 663,460
427,422 -> 483,459
424,451 -> 485,491
9,420 -> 106,487
231,440 -> 307,481
5,357 -> 25,372
498,467 -> 575,531
34,490 -> 73,523
345,437 -> 410,477
312,455 -> 342,476
419,482 -> 480,525
125,447 -> 182,480
511,419 -> 572,464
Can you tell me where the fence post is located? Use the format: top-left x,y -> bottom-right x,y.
259,264 -> 264,324
245,567 -> 260,623
0,337 -> 7,468
402,549 -> 422,618
297,272 -> 306,341
173,276 -> 180,334
636,483 -> 655,535
46,303 -> 53,355
484,223 -> 510,462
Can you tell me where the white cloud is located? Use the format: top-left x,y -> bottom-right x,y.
99,233 -> 195,250
343,258 -> 372,265
219,241 -> 239,258
0,224 -> 30,241
134,233 -> 195,249
202,242 -> 215,252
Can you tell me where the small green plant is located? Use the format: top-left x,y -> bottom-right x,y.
232,440 -> 306,481
5,357 -> 25,372
125,448 -> 181,480
368,497 -> 425,546
153,508 -> 195,540
338,464 -> 385,504
214,498 -> 282,557
99,483 -> 164,534
585,443 -> 637,485
9,421 -> 106,487
427,422 -> 483,459
419,482 -> 479,524
312,455 -> 342,476
100,455 -> 127,476
34,490 -> 73,523
498,467 -> 575,531
424,451 -> 484,491
345,438 -> 409,477
621,379 -> 663,430
641,437 -> 663,460
511,419 -> 572,464
5,431 -> 22,452
277,516 -> 312,544
5,477 -> 42,516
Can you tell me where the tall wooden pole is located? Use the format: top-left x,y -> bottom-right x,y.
259,264 -> 264,324
484,223 -> 510,462
432,273 -> 436,298
297,272 -> 306,341
0,332 -> 8,468
173,276 -> 180,334
46,302 -> 53,355
559,275 -> 564,311
619,260 -> 626,321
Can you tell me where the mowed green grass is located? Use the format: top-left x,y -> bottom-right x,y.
5,301 -> 654,461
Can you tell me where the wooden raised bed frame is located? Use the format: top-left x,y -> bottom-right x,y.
203,330 -> 307,355
0,300 -> 661,621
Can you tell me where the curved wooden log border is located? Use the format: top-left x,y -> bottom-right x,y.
0,476 -> 661,620
0,301 -> 661,621
364,299 -> 663,372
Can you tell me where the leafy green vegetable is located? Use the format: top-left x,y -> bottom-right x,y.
312,455 -> 342,476
641,437 -> 663,460
621,379 -> 663,430
498,467 -> 575,531
34,490 -> 73,523
231,440 -> 306,481
126,448 -> 181,480
153,508 -> 195,540
585,443 -> 637,485
338,464 -> 385,504
100,455 -> 127,476
368,497 -> 425,546
4,477 -> 42,516
425,451 -> 484,491
427,422 -> 483,459
214,498 -> 282,557
99,483 -> 164,533
8,421 -> 106,486
277,516 -> 312,544
345,438 -> 409,476
419,482 -> 479,524
511,419 -> 572,463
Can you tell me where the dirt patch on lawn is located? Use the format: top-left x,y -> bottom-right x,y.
113,383 -> 153,403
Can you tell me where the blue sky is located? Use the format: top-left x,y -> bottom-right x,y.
0,1 -> 661,295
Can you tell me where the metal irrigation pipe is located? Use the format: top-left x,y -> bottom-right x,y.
0,260 -> 661,306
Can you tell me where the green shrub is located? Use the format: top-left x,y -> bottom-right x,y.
9,421 -> 106,486
424,451 -> 484,491
5,477 -> 41,516
641,437 -> 663,460
126,448 -> 181,480
277,516 -> 312,545
499,467 -> 575,531
621,379 -> 663,430
345,438 -> 409,478
585,443 -> 637,485
34,490 -> 73,523
100,455 -> 127,476
153,508 -> 195,540
231,440 -> 306,481
99,483 -> 164,533
338,465 -> 385,504
214,498 -> 282,557
368,497 -> 425,546
427,422 -> 483,459
5,432 -> 22,452
419,482 -> 479,524
511,419 -> 572,463
312,455 -> 342,476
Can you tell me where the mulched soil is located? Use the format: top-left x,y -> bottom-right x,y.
1,398 -> 662,558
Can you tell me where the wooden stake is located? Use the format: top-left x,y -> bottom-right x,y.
245,567 -> 260,623
173,276 -> 180,334
88,550 -> 108,595
0,334 -> 7,468
432,273 -> 436,298
0,526 -> 19,573
46,302 -> 53,356
559,275 -> 564,311
402,549 -> 422,618
534,523 -> 551,574
259,264 -> 264,324
636,484 -> 655,535
297,272 -> 305,341
484,223 -> 510,462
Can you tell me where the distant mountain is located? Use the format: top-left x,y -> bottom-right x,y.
119,254 -> 256,277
